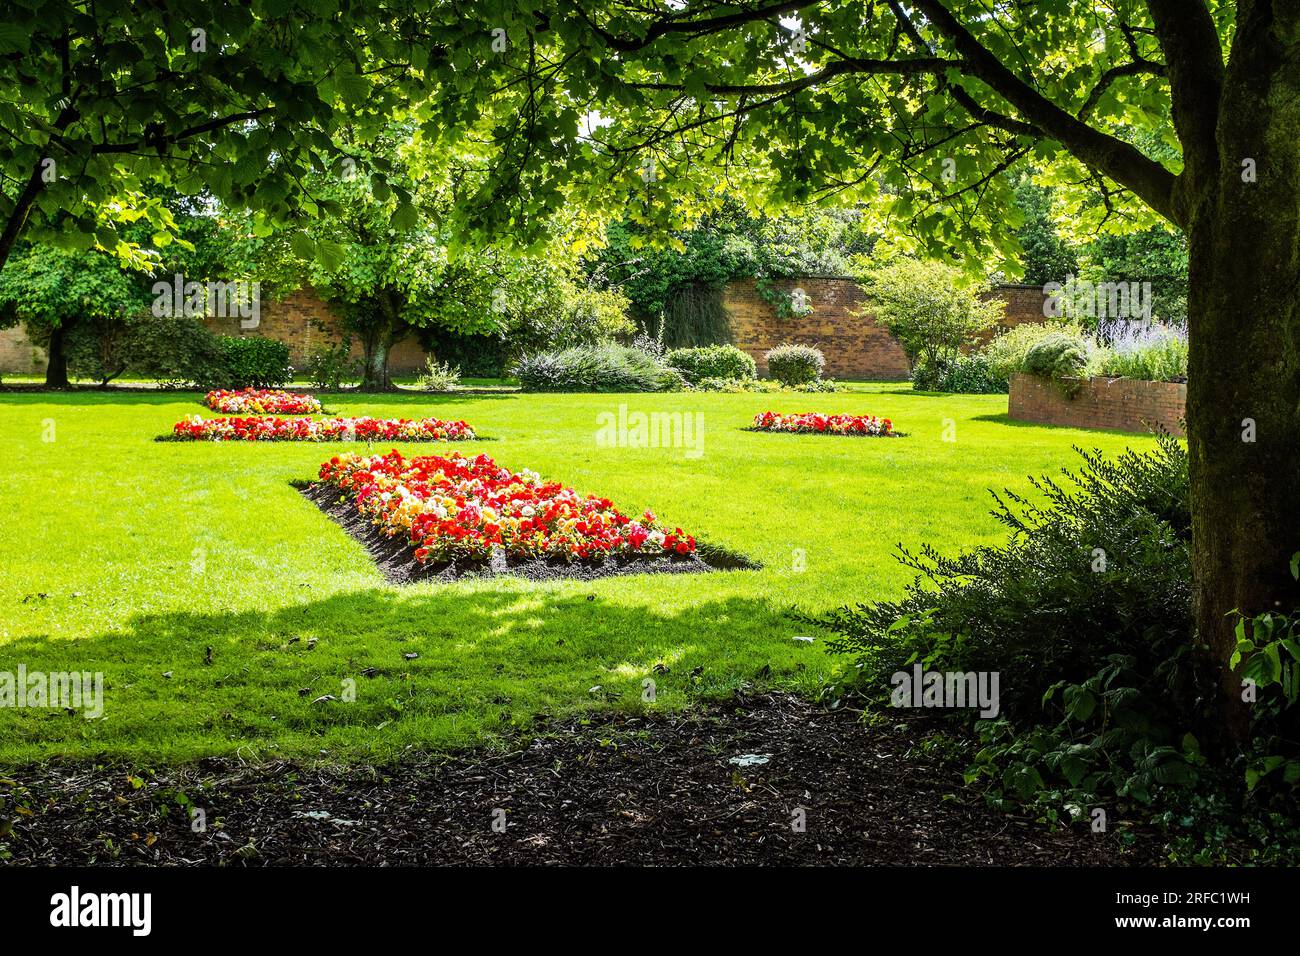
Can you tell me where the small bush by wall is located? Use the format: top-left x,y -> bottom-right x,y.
665,344 -> 757,384
201,336 -> 293,389
765,343 -> 825,386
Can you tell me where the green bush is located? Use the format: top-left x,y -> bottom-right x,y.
765,343 -> 825,386
912,354 -> 1007,393
511,286 -> 637,356
66,314 -> 226,387
665,344 -> 757,384
65,316 -> 136,385
417,327 -> 510,378
200,335 -> 292,390
981,321 -> 1085,383
514,343 -> 682,392
415,357 -> 461,392
305,339 -> 360,389
1022,332 -> 1089,382
807,436 -> 1201,809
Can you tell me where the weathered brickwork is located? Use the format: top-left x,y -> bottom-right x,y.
1008,372 -> 1187,436
202,288 -> 427,374
721,278 -> 1050,380
0,287 -> 430,377
0,325 -> 45,376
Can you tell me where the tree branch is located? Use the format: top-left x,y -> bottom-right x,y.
909,0 -> 1178,225
626,55 -> 958,96
576,1 -> 824,53
1146,0 -> 1223,189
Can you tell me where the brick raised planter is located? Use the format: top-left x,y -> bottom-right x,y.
1008,372 -> 1186,436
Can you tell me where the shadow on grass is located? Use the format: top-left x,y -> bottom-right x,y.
0,586 -> 809,763
970,412 -> 1044,427
970,412 -> 1159,438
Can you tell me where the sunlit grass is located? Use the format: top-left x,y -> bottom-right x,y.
0,383 -> 1155,764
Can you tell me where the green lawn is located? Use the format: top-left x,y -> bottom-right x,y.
0,383 -> 1155,764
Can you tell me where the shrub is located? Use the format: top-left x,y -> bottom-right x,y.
132,318 -> 230,387
862,259 -> 1004,371
981,321 -> 1085,383
67,314 -> 226,387
514,343 -> 682,392
201,336 -> 292,390
417,328 -> 510,378
665,344 -> 757,384
1095,319 -> 1188,382
912,354 -> 1007,393
807,436 -> 1201,809
1022,331 -> 1089,383
306,339 -> 360,389
65,315 -> 135,385
415,357 -> 461,392
765,343 -> 825,386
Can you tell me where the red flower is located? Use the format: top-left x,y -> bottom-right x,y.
752,411 -> 898,437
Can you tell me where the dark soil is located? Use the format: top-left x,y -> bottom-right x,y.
300,483 -> 760,585
0,693 -> 1161,866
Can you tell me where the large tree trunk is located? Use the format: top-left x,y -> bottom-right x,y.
1186,5 -> 1300,746
357,293 -> 408,391
44,323 -> 70,388
360,336 -> 391,391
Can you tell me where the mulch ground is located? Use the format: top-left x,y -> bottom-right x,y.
300,483 -> 760,585
1,693 -> 1162,866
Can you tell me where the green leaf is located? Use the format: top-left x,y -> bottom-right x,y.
390,202 -> 418,231
290,234 -> 316,261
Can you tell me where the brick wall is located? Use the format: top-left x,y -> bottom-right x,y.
202,288 -> 428,375
722,278 -> 1049,380
3,277 -> 1054,380
1008,372 -> 1186,435
0,325 -> 46,376
0,288 -> 430,378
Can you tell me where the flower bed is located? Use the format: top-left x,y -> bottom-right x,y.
204,388 -> 323,415
170,416 -> 477,442
751,411 -> 897,436
317,449 -> 696,563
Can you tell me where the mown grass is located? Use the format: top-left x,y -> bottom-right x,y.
0,383 -> 1155,764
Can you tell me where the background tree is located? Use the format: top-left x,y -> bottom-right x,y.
863,258 -> 1003,372
416,0 -> 1285,747
0,244 -> 151,386
263,131 -> 617,389
1010,176 -> 1079,286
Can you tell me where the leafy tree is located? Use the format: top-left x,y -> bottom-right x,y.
0,0 -> 419,273
1079,228 -> 1189,324
261,132 -> 615,389
1010,176 -> 1079,285
1010,172 -> 1188,322
863,258 -> 1003,371
417,0 -> 1287,748
0,244 -> 151,386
